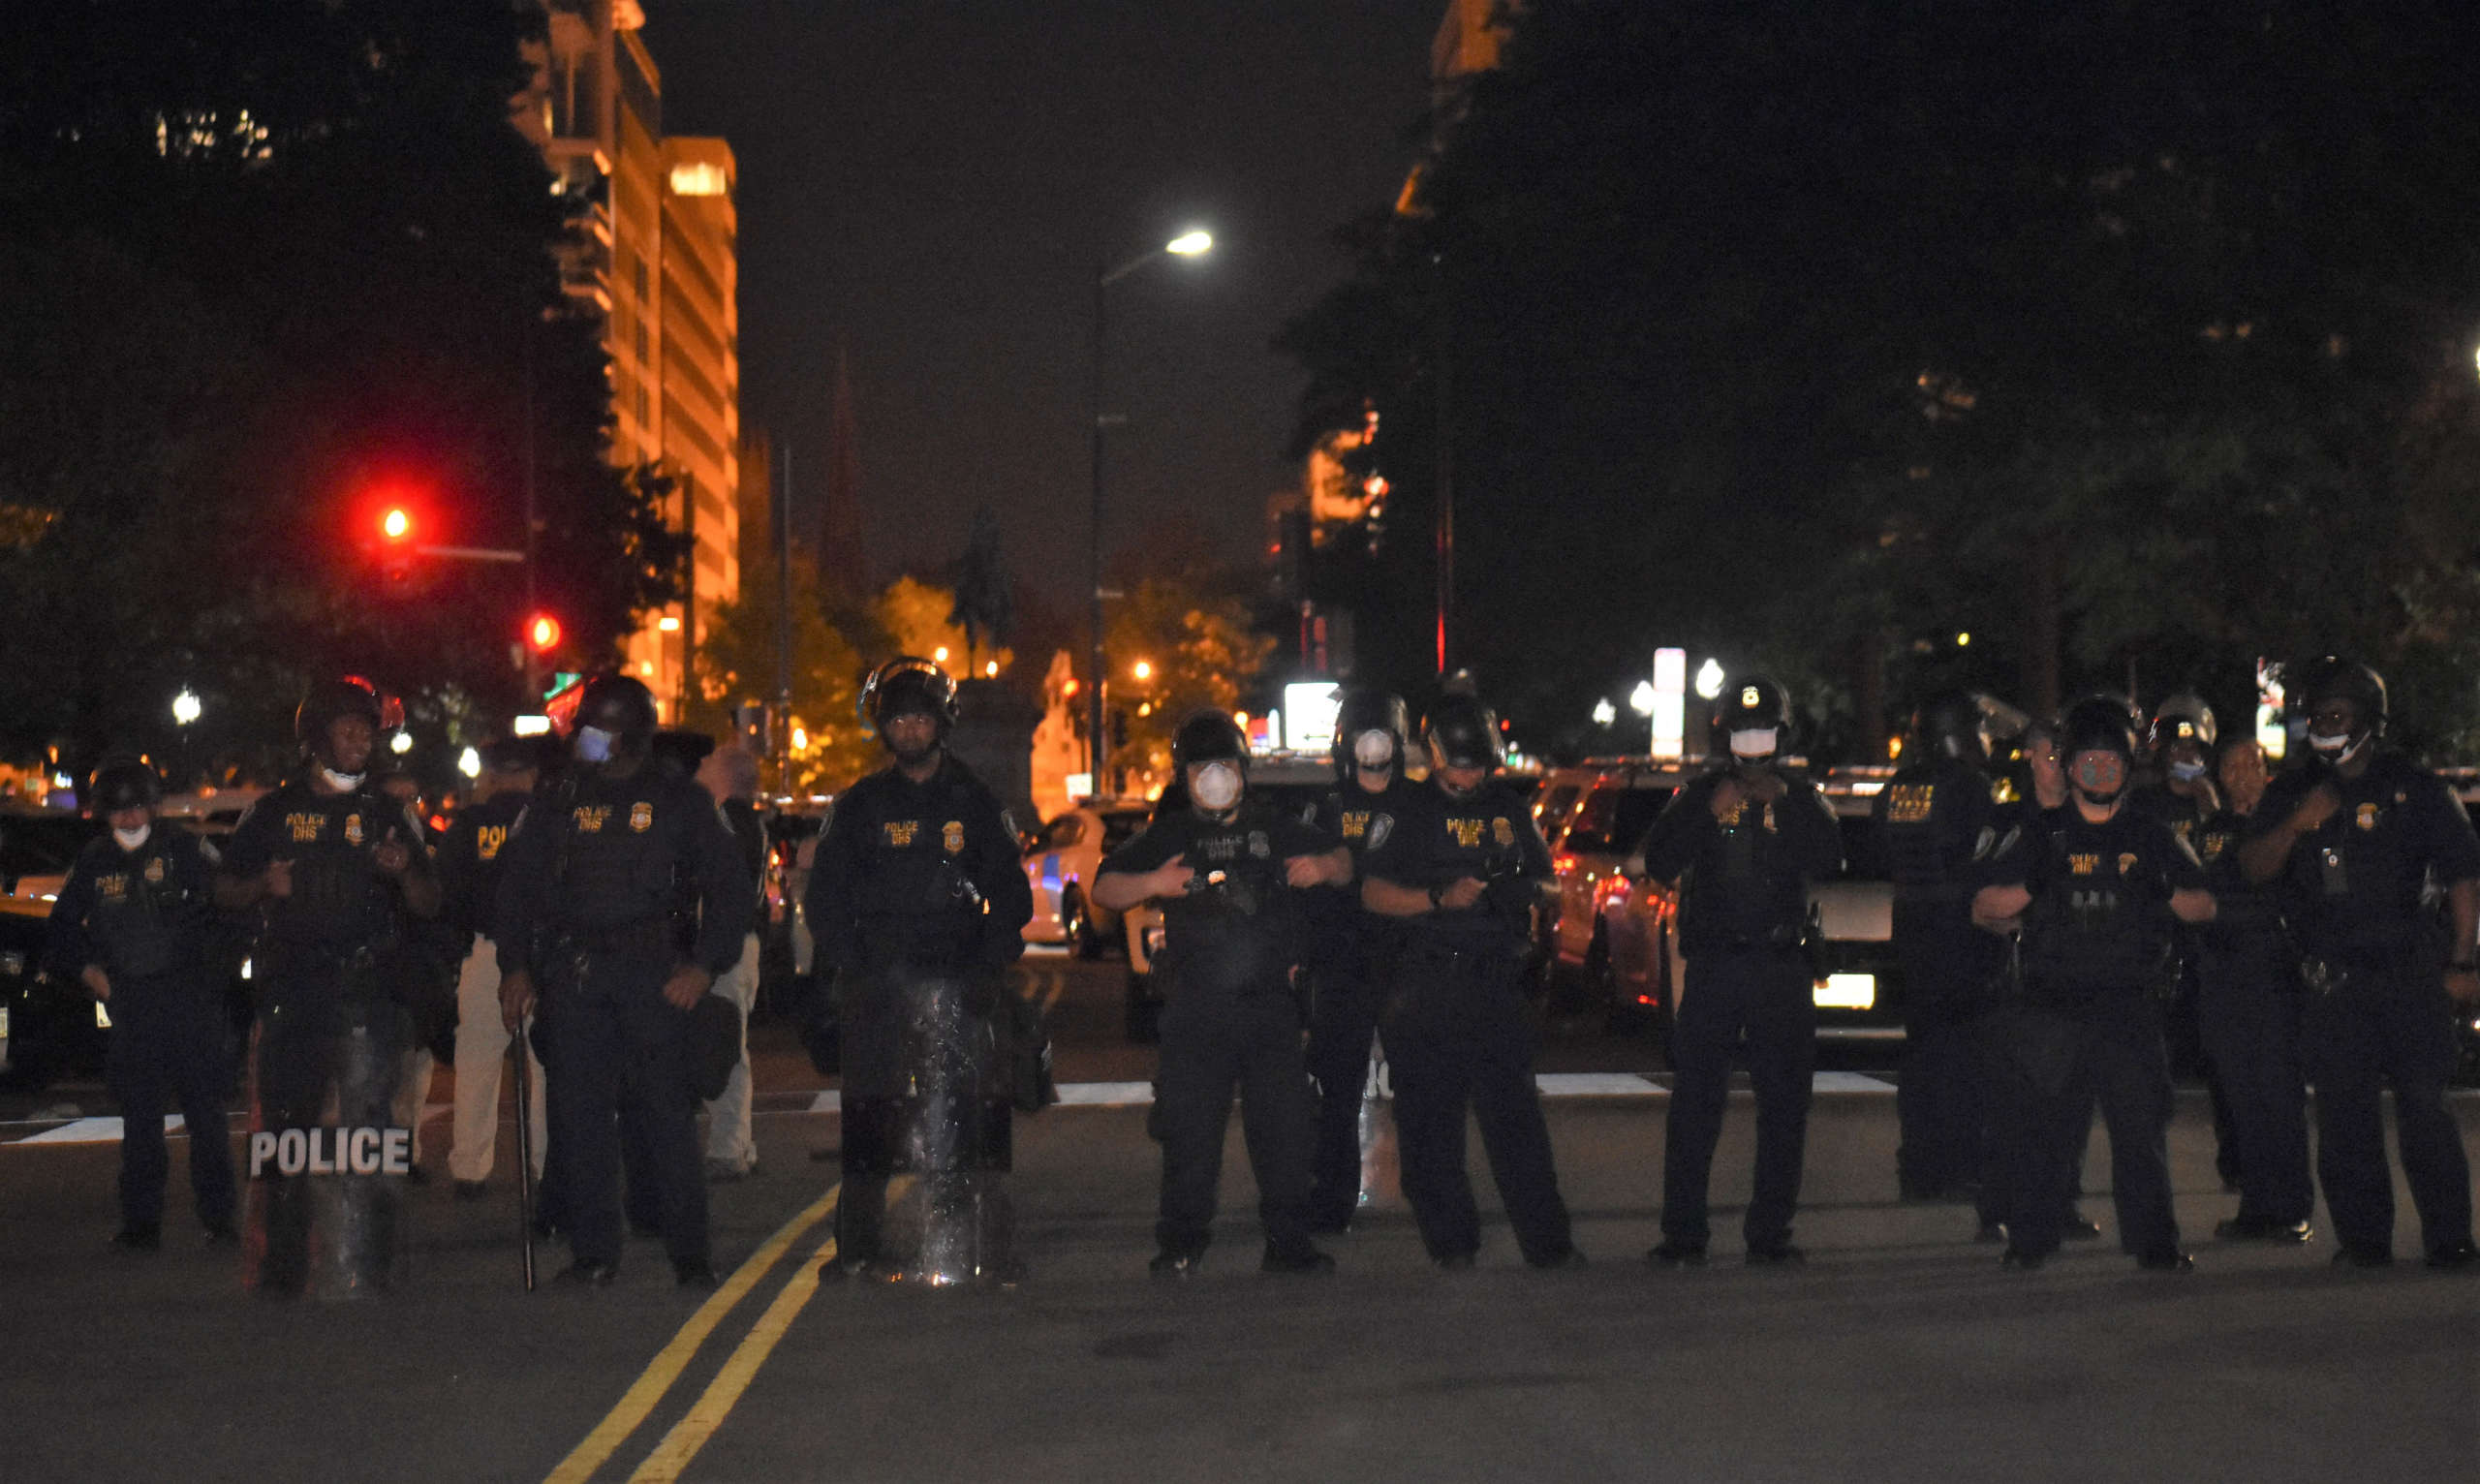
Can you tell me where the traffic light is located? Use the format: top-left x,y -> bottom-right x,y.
378,506 -> 417,591
525,613 -> 561,653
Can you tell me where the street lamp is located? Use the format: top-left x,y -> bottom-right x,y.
1090,227 -> 1215,788
1693,658 -> 1726,700
171,689 -> 201,788
1132,659 -> 1154,683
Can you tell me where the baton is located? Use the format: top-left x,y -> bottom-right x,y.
512,1012 -> 538,1292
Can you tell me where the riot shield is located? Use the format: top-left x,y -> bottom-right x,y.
242,967 -> 413,1298
847,972 -> 1016,1285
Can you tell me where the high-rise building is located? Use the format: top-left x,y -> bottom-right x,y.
516,1 -> 738,722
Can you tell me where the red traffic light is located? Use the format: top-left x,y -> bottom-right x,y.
380,507 -> 414,542
526,613 -> 561,652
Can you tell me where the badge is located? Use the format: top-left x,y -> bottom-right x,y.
1741,685 -> 1761,708
2118,852 -> 2139,877
1366,814 -> 1394,850
1493,817 -> 1515,848
944,819 -> 965,854
1248,830 -> 1270,859
2355,803 -> 2378,831
143,857 -> 165,883
345,814 -> 364,846
631,801 -> 654,833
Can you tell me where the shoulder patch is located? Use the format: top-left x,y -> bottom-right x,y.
1366,814 -> 1394,851
999,810 -> 1019,841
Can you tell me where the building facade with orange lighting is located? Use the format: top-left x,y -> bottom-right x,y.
517,1 -> 739,721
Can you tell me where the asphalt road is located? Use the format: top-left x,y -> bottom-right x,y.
4,949 -> 2477,1482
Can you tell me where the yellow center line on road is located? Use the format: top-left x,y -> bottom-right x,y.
623,1227 -> 842,1483
542,1185 -> 840,1484
623,1174 -> 911,1483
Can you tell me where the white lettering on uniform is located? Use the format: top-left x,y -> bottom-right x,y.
249,1131 -> 277,1178
382,1128 -> 412,1176
277,1128 -> 307,1176
307,1128 -> 334,1175
349,1127 -> 381,1175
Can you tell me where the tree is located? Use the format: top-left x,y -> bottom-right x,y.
1280,0 -> 2480,756
1106,576 -> 1274,787
689,548 -> 876,796
946,507 -> 1014,677
0,2 -> 686,777
874,575 -> 1011,678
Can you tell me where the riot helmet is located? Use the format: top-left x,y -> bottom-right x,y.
2061,694 -> 2140,808
2149,693 -> 2217,782
1172,709 -> 1250,815
1910,690 -> 1988,765
295,675 -> 388,781
1713,675 -> 1789,764
860,656 -> 957,757
1332,689 -> 1410,786
1423,693 -> 1503,780
573,673 -> 658,767
2292,655 -> 2385,767
89,756 -> 163,815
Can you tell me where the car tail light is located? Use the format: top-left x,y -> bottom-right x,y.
1635,992 -> 1655,1005
1553,854 -> 1577,875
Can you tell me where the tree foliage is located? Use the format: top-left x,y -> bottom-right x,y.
0,2 -> 683,778
1281,0 -> 2480,758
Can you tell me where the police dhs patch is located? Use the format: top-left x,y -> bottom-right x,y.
1366,814 -> 1394,850
1248,830 -> 1270,858
344,814 -> 364,847
944,819 -> 965,854
631,801 -> 654,833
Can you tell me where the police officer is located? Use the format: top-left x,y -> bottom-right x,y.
2237,657 -> 2480,1269
1094,711 -> 1348,1276
1302,689 -> 1420,1234
1639,678 -> 1841,1266
46,757 -> 237,1251
215,676 -> 443,1296
1877,691 -> 2005,1203
2130,694 -> 2242,1191
496,675 -> 754,1288
2193,737 -> 2312,1243
442,740 -> 545,1198
1360,693 -> 1583,1271
1972,696 -> 2215,1272
802,659 -> 1032,1283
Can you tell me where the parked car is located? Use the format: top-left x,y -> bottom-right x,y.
1541,761 -> 1690,1036
1021,801 -> 1153,956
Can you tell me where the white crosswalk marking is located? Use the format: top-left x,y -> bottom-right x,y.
17,1115 -> 186,1145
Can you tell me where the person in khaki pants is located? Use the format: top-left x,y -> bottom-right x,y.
697,743 -> 767,1180
445,741 -> 546,1197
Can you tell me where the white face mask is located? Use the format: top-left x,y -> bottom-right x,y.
1192,761 -> 1242,813
319,766 -> 367,791
1352,729 -> 1396,771
2308,729 -> 2363,764
112,824 -> 151,851
2167,759 -> 2208,783
1728,728 -> 1778,761
574,726 -> 616,764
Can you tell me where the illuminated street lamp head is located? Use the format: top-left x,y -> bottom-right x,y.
171,689 -> 202,727
1593,697 -> 1618,727
1693,658 -> 1726,700
389,730 -> 414,756
1132,659 -> 1154,682
1628,680 -> 1657,716
1166,230 -> 1213,257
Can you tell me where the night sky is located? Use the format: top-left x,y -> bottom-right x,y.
645,0 -> 1445,609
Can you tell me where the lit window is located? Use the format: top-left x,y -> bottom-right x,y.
669,162 -> 729,198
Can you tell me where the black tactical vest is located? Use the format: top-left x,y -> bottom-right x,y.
262,784 -> 403,947
547,774 -> 679,933
2021,817 -> 2176,999
82,838 -> 202,981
